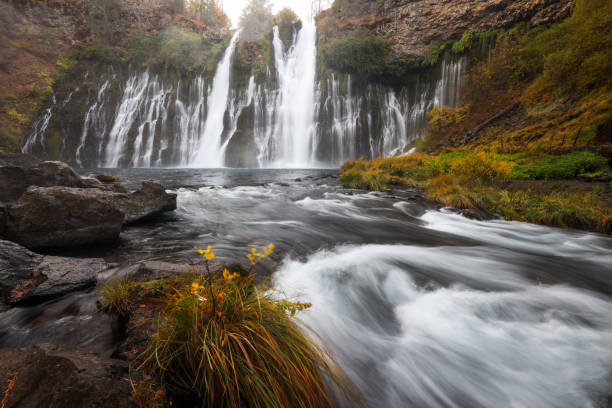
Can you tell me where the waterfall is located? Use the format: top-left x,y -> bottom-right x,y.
76,80 -> 109,167
268,24 -> 318,167
175,77 -> 206,166
22,93 -> 56,154
25,27 -> 466,168
190,31 -> 241,167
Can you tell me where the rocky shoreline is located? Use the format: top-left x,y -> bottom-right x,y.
0,151 -> 185,407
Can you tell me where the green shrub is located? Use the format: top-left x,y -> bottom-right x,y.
320,32 -> 391,77
513,152 -> 609,179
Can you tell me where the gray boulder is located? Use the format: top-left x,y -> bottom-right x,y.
6,186 -> 125,248
0,240 -> 106,305
0,345 -> 136,408
0,160 -> 84,202
114,181 -> 177,224
0,203 -> 6,236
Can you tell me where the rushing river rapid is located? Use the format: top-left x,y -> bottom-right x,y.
2,169 -> 611,407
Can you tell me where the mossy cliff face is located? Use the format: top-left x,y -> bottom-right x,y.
0,0 -> 226,152
318,0 -> 572,64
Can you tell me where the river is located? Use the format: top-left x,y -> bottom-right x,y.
1,168 -> 611,407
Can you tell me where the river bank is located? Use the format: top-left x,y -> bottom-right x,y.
340,151 -> 612,234
1,157 -> 611,407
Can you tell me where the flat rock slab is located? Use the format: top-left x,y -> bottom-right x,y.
0,345 -> 136,408
0,239 -> 107,305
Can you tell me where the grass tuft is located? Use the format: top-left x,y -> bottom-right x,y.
137,272 -> 360,408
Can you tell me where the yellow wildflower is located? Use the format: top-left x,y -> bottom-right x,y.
223,268 -> 239,281
205,252 -> 216,260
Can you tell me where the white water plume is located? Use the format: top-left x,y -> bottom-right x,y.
274,244 -> 612,408
269,23 -> 318,167
190,31 -> 241,167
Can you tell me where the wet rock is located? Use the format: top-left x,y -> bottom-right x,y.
109,260 -> 212,283
114,181 -> 177,224
456,208 -> 496,221
0,160 -> 84,202
6,186 -> 125,248
0,345 -> 136,408
0,240 -> 42,302
0,203 -> 6,237
9,255 -> 105,305
0,239 -> 106,305
318,0 -> 572,61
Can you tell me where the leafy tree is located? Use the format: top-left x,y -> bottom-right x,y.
239,0 -> 273,42
186,0 -> 230,28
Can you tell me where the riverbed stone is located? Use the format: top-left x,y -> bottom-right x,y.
0,203 -> 7,237
0,345 -> 136,408
0,239 -> 43,302
114,181 -> 177,224
6,186 -> 125,248
0,160 -> 84,202
0,239 -> 107,305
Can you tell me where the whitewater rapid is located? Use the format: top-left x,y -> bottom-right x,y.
2,169 -> 609,408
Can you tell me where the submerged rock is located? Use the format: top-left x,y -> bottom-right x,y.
0,239 -> 106,305
0,345 -> 136,408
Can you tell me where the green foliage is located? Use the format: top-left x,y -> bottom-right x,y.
275,8 -> 302,47
520,0 -> 612,101
339,152 -> 611,233
511,151 -> 609,179
101,277 -> 138,319
320,32 -> 391,77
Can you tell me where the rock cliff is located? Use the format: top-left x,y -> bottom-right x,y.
318,0 -> 573,61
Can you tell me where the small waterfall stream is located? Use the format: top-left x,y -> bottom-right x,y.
22,25 -> 466,168
191,31 -> 241,167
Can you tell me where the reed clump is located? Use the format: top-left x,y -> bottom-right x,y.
102,245 -> 361,408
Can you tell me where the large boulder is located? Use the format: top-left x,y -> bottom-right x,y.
113,181 -> 177,224
6,187 -> 125,248
0,160 -> 84,203
0,345 -> 136,408
0,239 -> 106,305
5,181 -> 176,249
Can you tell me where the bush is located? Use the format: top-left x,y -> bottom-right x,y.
417,106 -> 468,152
450,152 -> 514,185
320,32 -> 391,77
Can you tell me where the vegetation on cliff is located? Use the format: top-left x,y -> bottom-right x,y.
339,0 -> 611,233
423,0 -> 611,152
0,0 -> 232,151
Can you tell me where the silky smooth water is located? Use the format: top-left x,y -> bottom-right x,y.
1,169 -> 610,407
